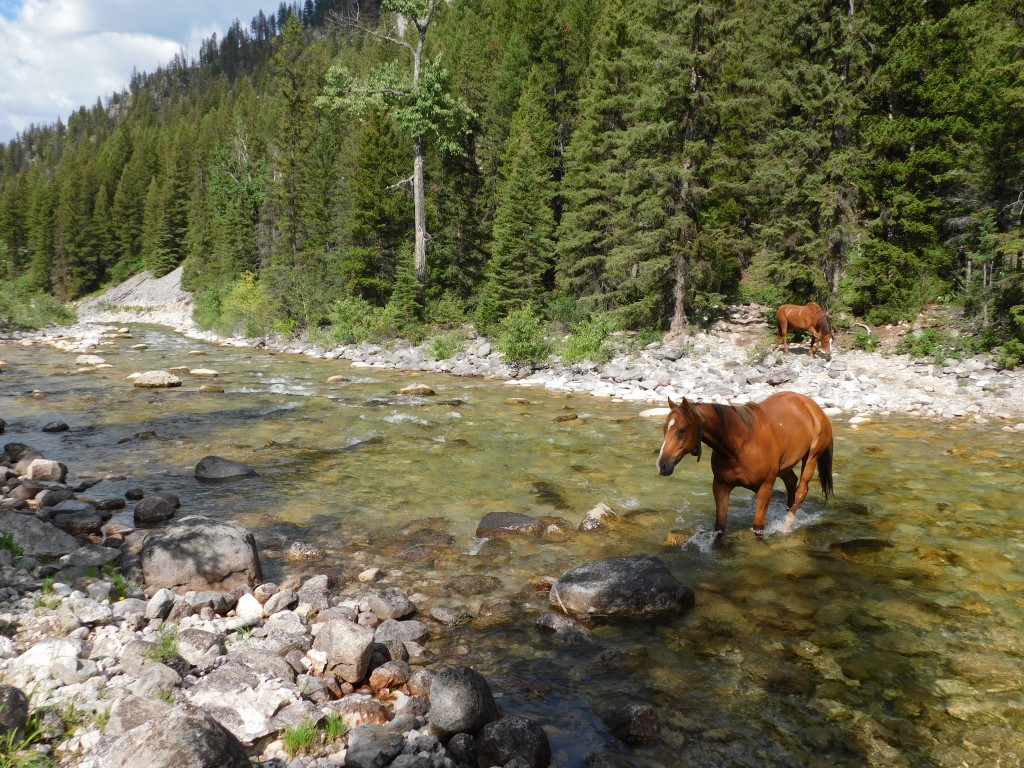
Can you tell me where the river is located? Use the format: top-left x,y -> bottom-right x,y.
2,325 -> 1022,767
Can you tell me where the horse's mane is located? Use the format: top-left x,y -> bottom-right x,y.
807,302 -> 832,336
712,402 -> 761,433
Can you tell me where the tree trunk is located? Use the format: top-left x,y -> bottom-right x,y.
670,249 -> 689,335
413,134 -> 426,285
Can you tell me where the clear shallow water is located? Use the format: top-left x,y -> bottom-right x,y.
2,326 -> 1023,766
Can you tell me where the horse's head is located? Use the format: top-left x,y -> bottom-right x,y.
657,398 -> 703,476
820,330 -> 834,357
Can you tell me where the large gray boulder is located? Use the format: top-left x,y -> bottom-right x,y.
0,685 -> 28,736
93,704 -> 251,768
1,513 -> 79,558
549,554 -> 694,619
194,456 -> 259,482
140,515 -> 262,591
312,619 -> 374,684
427,666 -> 500,738
132,370 -> 182,388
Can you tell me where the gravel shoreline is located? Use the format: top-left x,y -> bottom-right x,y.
60,269 -> 1024,427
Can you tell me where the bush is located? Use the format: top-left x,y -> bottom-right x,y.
219,272 -> 276,338
995,339 -> 1024,370
429,331 -> 466,360
0,278 -> 76,331
494,306 -> 549,366
326,295 -> 376,344
849,328 -> 878,352
560,315 -> 617,365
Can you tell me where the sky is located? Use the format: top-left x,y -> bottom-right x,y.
0,0 -> 267,143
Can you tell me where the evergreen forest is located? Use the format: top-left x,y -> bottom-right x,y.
2,0 -> 1024,364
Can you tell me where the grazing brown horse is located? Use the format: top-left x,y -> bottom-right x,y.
656,391 -> 833,541
775,302 -> 834,357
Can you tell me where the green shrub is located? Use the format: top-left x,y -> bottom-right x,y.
0,277 -> 75,331
326,295 -> 375,343
429,332 -> 466,360
849,328 -> 878,352
560,315 -> 617,365
995,339 -> 1024,370
219,272 -> 276,338
494,306 -> 549,366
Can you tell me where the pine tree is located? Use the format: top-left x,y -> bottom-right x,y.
476,68 -> 558,330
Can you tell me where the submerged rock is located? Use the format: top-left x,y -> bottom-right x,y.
550,554 -> 694,619
194,455 -> 259,482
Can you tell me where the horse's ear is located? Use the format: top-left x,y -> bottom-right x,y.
667,397 -> 677,410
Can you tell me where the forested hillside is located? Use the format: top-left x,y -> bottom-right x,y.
2,0 -> 1023,362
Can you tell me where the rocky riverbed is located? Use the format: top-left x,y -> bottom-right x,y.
2,437 -> 673,767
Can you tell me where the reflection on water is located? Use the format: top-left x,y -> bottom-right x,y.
3,326 -> 1023,766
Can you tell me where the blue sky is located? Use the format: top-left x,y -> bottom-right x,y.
0,0 -> 267,142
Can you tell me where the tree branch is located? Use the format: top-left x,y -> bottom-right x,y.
388,174 -> 414,191
328,0 -> 412,53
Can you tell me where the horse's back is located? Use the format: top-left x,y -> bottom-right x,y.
759,391 -> 833,443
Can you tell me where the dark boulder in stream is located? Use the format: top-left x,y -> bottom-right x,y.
194,455 -> 259,482
549,554 -> 694,619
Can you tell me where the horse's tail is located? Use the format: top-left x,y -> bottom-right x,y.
818,441 -> 834,500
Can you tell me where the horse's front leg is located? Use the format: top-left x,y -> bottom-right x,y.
752,480 -> 776,535
712,481 -> 733,545
780,468 -> 797,509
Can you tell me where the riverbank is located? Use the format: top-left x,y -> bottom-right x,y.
60,270 -> 1024,426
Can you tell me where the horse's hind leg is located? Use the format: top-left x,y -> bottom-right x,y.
780,468 -> 797,508
775,318 -> 788,352
783,456 -> 819,532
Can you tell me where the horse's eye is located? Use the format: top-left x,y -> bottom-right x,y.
676,428 -> 687,438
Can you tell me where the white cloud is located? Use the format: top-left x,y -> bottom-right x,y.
0,0 -> 266,142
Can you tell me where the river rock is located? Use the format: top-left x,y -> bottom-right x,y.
134,496 -> 176,524
92,703 -> 252,768
578,502 -> 619,532
344,724 -> 407,768
132,370 -> 182,388
140,515 -> 263,591
596,703 -> 661,744
104,695 -> 174,736
50,507 -> 106,537
477,715 -> 552,768
549,554 -> 695,619
313,619 -> 375,684
194,455 -> 259,482
2,513 -> 79,557
41,421 -> 69,433
476,511 -> 543,537
0,685 -> 28,736
366,587 -> 415,620
427,665 -> 501,738
24,457 -> 67,481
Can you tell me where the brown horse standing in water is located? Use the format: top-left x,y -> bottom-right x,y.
656,391 -> 833,541
775,302 -> 834,358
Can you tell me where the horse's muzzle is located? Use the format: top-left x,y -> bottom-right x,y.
657,458 -> 676,476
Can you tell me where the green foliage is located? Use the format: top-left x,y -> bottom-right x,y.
282,719 -> 318,756
426,292 -> 466,329
326,296 -> 377,344
0,532 -> 23,558
849,329 -> 879,352
893,328 -> 983,365
0,276 -> 75,331
101,564 -> 139,600
323,711 -> 347,742
0,708 -> 55,768
493,305 -> 549,366
995,339 -> 1024,370
429,331 -> 466,360
218,272 -> 276,338
143,628 -> 179,664
560,315 -> 617,365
